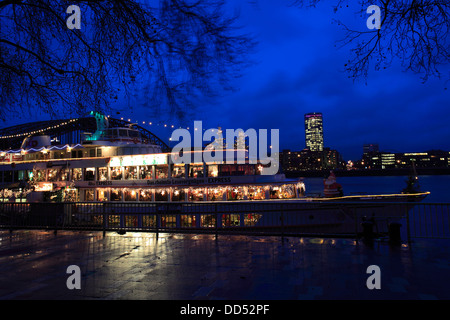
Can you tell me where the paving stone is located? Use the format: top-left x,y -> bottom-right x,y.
0,230 -> 449,300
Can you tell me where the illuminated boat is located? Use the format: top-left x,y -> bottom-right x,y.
0,113 -> 429,234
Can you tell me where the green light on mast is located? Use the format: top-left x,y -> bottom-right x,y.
86,111 -> 109,141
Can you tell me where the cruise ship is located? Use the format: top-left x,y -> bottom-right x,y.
0,112 -> 429,234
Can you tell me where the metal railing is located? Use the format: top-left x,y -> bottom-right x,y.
0,201 -> 449,240
405,203 -> 450,239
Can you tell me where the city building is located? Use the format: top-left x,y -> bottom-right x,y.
361,151 -> 395,169
363,143 -> 379,154
279,148 -> 344,172
323,147 -> 344,170
356,148 -> 450,170
396,151 -> 449,168
278,112 -> 345,172
304,112 -> 323,152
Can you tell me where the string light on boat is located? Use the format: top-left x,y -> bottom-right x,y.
0,115 -> 208,142
121,117 -> 219,133
0,188 -> 32,199
0,143 -> 83,154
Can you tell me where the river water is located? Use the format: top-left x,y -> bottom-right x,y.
303,175 -> 450,203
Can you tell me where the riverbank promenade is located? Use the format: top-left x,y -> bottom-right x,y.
0,230 -> 449,300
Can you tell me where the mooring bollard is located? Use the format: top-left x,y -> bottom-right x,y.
361,219 -> 374,241
388,222 -> 402,245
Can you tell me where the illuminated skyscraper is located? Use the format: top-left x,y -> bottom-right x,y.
304,112 -> 323,152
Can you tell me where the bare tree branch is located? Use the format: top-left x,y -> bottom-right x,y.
292,0 -> 450,82
0,0 -> 255,121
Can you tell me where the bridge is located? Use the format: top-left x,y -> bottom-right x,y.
0,115 -> 170,152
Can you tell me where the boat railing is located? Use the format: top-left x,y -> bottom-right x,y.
0,201 -> 449,241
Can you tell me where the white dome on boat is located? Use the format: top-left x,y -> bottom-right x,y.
21,134 -> 51,150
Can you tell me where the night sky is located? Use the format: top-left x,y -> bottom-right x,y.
123,0 -> 450,161
3,0 -> 449,161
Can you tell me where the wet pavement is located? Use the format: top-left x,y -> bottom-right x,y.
0,229 -> 449,300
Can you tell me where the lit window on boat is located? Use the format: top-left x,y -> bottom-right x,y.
111,188 -> 123,201
110,167 -> 122,180
201,215 -> 216,228
124,166 -> 137,180
64,188 -> 78,202
188,188 -> 204,201
47,168 -> 59,181
139,189 -> 152,201
219,164 -> 235,176
171,164 -> 185,179
244,213 -> 262,226
60,169 -> 70,181
180,215 -> 196,227
155,165 -> 168,179
97,167 -> 108,181
227,187 -> 245,200
125,215 -> 138,227
161,215 -> 176,227
97,189 -> 108,201
142,215 -> 156,228
270,184 -> 296,199
139,166 -> 153,179
84,189 -> 94,201
72,168 -> 82,181
18,170 -> 28,181
155,189 -> 168,201
222,214 -> 240,227
84,167 -> 95,181
109,215 -> 120,227
247,186 -> 266,200
236,164 -> 255,176
172,188 -> 186,201
124,189 -> 137,201
32,170 -> 45,182
208,165 -> 218,177
189,164 -> 203,178
207,187 -> 225,201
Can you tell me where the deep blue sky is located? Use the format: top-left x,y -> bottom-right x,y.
3,0 -> 449,161
143,0 -> 450,160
